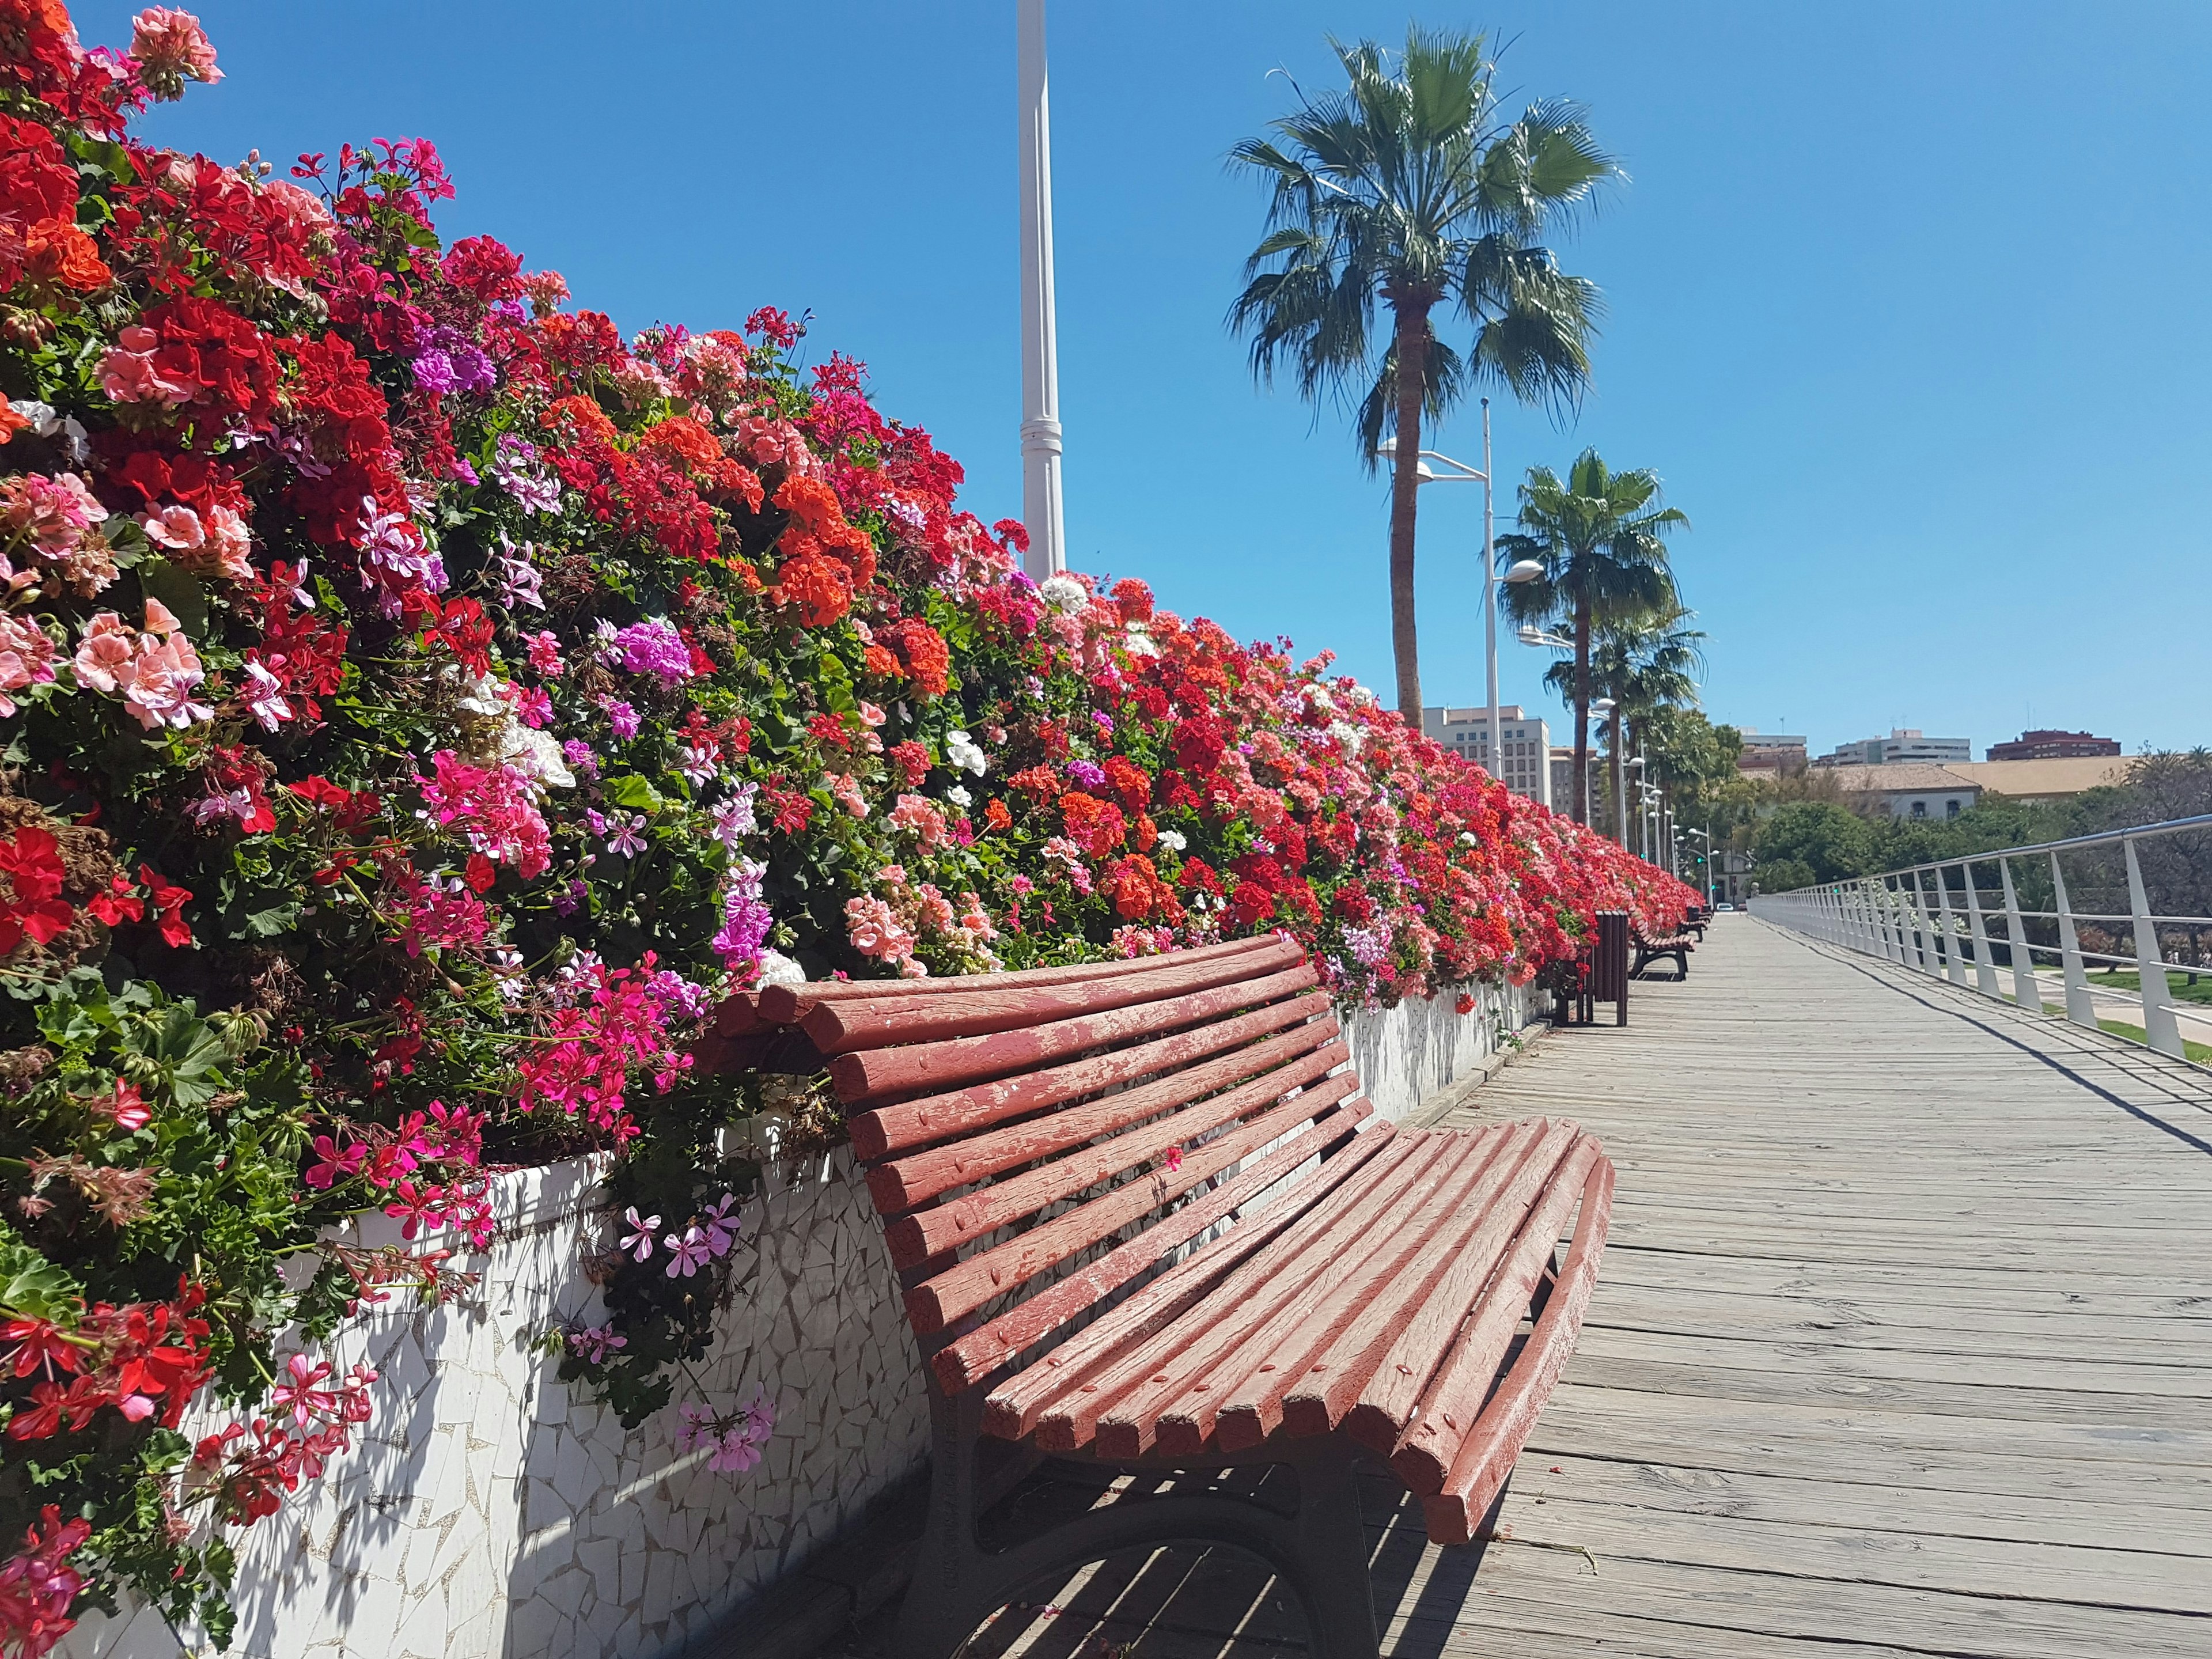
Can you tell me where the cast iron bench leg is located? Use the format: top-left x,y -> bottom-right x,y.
896,1383 -> 1381,1658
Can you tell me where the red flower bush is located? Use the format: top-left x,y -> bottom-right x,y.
0,7 -> 1693,1649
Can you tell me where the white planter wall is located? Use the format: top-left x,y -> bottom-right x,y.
60,979 -> 1534,1659
1343,976 -> 1536,1124
62,1150 -> 928,1659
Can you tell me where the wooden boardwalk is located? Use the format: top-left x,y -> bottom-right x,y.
946,915 -> 2212,1658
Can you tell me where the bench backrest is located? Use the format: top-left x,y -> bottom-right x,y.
730,934 -> 1373,1395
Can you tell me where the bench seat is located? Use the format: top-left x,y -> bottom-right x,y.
723,934 -> 1616,1656
1631,927 -> 1694,980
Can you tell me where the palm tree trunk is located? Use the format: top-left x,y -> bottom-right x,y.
1387,294 -> 1434,728
1571,591 -> 1592,825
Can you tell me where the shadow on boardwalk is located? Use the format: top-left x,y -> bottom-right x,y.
824,919 -> 2212,1657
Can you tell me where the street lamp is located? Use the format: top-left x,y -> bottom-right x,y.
1686,826 -> 1714,906
1375,399 -> 1536,779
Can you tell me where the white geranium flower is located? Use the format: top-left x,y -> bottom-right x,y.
946,785 -> 973,809
1155,829 -> 1187,852
1039,574 -> 1088,613
946,729 -> 989,777
756,949 -> 805,988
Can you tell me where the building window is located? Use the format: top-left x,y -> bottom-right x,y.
1946,799 -> 1961,818
1910,800 -> 1927,819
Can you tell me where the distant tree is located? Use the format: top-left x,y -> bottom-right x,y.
1643,708 -> 1741,817
1753,801 -> 1873,887
1228,28 -> 1617,722
1498,451 -> 1686,822
1546,604 -> 1704,840
2075,750 -> 2212,973
1753,857 -> 1817,895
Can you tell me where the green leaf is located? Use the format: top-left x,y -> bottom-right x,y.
0,1229 -> 84,1320
129,1005 -> 229,1109
606,774 -> 662,812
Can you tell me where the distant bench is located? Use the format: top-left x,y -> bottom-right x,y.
715,935 -> 1616,1658
1632,925 -> 1694,980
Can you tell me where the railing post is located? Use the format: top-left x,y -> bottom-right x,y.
1934,865 -> 1969,987
2123,837 -> 2186,1059
1998,856 -> 2040,1013
1911,870 -> 1942,975
1884,876 -> 1920,968
2048,851 -> 2097,1031
1961,859 -> 2002,998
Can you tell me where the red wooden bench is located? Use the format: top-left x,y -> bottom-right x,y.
1631,925 -> 1693,980
721,933 -> 1615,1658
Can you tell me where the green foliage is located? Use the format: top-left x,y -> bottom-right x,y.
1753,802 -> 1873,888
1226,27 -> 1616,452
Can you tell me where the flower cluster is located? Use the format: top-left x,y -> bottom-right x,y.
0,7 -> 1692,1649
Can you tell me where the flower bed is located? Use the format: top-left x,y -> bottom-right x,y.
0,5 -> 1696,1651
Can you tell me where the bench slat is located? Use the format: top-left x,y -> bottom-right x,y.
829,963 -> 1321,1105
1339,1128 -> 1590,1455
849,988 -> 1333,1161
1205,1124 -> 1557,1455
881,1038 -> 1349,1268
1028,1130 -> 1440,1453
1420,1157 -> 1616,1544
865,1017 -> 1341,1213
802,938 -> 1306,1054
1388,1134 -> 1605,1495
1278,1119 -> 1581,1442
1090,1131 -> 1489,1459
967,1106 -> 1388,1415
904,1070 -> 1363,1334
756,934 -> 1276,1021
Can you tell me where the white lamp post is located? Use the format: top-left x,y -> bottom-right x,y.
1017,0 -> 1065,578
1377,403 -> 1537,783
1590,696 -> 1616,832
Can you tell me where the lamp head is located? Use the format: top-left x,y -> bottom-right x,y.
1502,559 -> 1546,585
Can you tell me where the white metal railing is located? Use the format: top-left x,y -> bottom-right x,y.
1749,813 -> 2212,1062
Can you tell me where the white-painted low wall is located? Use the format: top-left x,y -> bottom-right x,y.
63,1150 -> 929,1659
1343,976 -> 1537,1124
60,979 -> 1537,1659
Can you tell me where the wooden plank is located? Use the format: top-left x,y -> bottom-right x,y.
829,963 -> 1321,1104
904,1070 -> 1363,1331
865,1020 -> 1343,1210
1423,1157 -> 1616,1543
1498,1452 -> 2212,1557
1013,1141 -> 1442,1451
1075,1135 -> 1483,1457
1307,1131 -> 1589,1447
755,931 -> 1272,1019
802,935 -> 1305,1052
1211,1123 -> 1573,1452
848,987 -> 1334,1159
950,1101 -> 1380,1398
881,1039 -> 1349,1266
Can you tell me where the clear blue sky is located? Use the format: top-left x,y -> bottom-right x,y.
85,1 -> 2212,758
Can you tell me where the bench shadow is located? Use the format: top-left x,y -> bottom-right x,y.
914,1455 -> 1512,1657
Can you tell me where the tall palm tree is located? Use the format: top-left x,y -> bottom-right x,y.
1547,605 -> 1705,842
1227,28 -> 1617,724
1497,449 -> 1687,823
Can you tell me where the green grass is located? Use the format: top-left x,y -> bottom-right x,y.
2081,967 -> 2212,1006
2041,1002 -> 2212,1064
